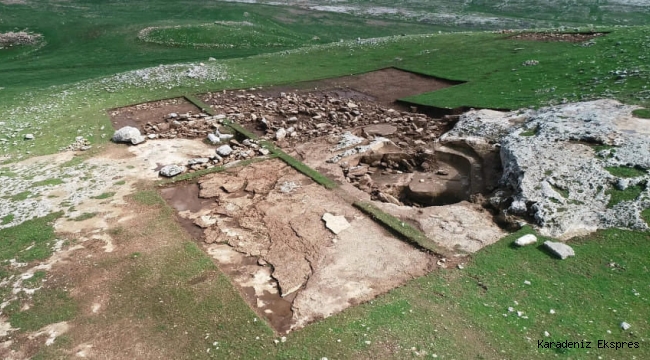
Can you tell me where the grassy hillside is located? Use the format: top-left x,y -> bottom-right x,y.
220,0 -> 650,28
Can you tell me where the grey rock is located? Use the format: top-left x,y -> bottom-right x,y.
446,100 -> 650,239
615,178 -> 630,190
24,134 -> 34,140
620,322 -> 631,330
112,126 -> 141,143
514,234 -> 537,246
219,133 -> 234,142
159,165 -> 184,177
543,241 -> 575,259
258,148 -> 270,156
207,133 -> 220,144
275,128 -> 287,141
168,112 -> 178,119
130,135 -> 146,145
216,145 -> 233,157
188,158 -> 209,165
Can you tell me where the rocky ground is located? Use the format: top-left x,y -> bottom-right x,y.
443,99 -> 650,239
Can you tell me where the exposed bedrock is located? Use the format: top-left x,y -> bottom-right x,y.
440,99 -> 650,239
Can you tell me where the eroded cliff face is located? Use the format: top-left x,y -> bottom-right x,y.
441,99 -> 650,239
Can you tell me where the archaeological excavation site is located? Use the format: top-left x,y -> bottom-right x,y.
108,68 -> 650,334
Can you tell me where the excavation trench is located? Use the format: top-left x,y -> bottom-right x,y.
110,67 -> 508,332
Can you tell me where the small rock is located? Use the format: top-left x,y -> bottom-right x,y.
322,213 -> 351,235
159,165 -> 184,177
275,128 -> 287,141
615,178 -> 630,190
543,241 -> 575,259
216,145 -> 233,157
188,158 -> 209,165
219,133 -> 234,142
514,234 -> 537,246
620,322 -> 631,330
258,148 -> 270,156
207,133 -> 220,144
168,112 -> 178,119
24,134 -> 34,140
524,280 -> 531,285
112,126 -> 141,143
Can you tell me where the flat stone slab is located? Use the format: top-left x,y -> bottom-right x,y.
544,241 -> 575,259
363,124 -> 397,137
322,213 -> 350,235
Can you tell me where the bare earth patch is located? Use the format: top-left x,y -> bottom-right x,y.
161,159 -> 436,333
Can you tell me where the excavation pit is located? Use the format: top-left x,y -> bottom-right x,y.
158,159 -> 437,333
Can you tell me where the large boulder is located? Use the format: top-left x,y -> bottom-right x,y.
112,126 -> 142,144
443,99 -> 650,239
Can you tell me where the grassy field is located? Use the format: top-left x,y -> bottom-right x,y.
1,0 -> 649,358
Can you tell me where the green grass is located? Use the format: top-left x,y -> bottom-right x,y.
0,212 -> 62,264
22,270 -> 46,288
632,108 -> 650,119
31,178 -> 64,187
520,125 -> 539,137
354,201 -> 450,257
91,192 -> 116,200
1,214 -> 14,225
606,185 -> 644,208
8,288 -> 77,332
0,167 -> 18,178
114,180 -> 127,186
71,212 -> 98,222
130,190 -> 166,206
141,21 -> 306,49
605,166 -> 647,178
7,191 -> 33,201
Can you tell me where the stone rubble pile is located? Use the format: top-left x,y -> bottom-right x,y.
157,137 -> 270,177
195,90 -> 452,146
61,136 -> 92,152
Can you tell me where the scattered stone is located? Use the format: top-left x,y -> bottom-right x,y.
216,145 -> 233,157
188,158 -> 209,165
543,241 -> 575,259
112,126 -> 141,143
221,178 -> 246,193
219,133 -> 234,142
275,128 -> 287,141
514,234 -> 537,246
258,148 -> 270,156
24,134 -> 34,140
159,165 -> 184,177
322,213 -> 351,235
207,133 -> 220,144
620,322 -> 631,330
522,60 -> 539,66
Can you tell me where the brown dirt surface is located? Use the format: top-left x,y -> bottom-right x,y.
108,97 -> 200,130
508,31 -> 606,43
161,159 -> 437,333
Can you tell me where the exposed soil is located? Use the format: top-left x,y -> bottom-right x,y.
508,31 -> 606,43
263,67 -> 462,107
100,68 -> 506,336
108,97 -> 201,130
159,159 -> 437,333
